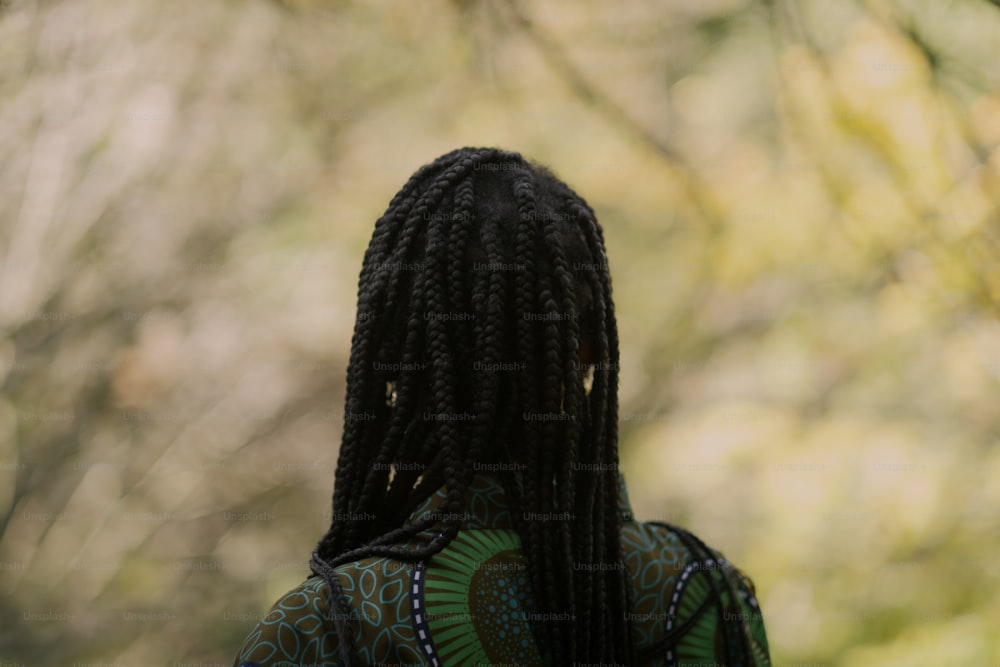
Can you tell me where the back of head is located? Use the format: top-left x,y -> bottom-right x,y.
312,147 -> 631,665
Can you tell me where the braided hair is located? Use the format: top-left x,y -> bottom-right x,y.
310,147 -> 633,665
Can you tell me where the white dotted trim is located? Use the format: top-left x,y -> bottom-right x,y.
665,558 -> 716,664
411,562 -> 440,667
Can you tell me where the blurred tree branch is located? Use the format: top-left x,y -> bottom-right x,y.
500,0 -> 728,235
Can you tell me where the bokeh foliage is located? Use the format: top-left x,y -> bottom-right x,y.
1,0 -> 999,665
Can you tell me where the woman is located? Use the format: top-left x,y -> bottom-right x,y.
232,147 -> 771,667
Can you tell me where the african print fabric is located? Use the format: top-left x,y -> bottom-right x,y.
232,474 -> 771,667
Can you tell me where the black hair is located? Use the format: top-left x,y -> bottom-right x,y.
310,147 -> 632,665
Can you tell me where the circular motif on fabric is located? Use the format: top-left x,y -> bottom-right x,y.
664,557 -> 769,667
419,528 -> 543,666
665,559 -> 724,667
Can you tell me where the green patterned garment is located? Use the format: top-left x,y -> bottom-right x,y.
232,475 -> 771,667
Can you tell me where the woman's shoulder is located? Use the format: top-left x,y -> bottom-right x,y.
231,576 -> 340,667
622,520 -> 772,666
232,557 -> 423,667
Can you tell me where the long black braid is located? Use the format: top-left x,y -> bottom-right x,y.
310,147 -> 634,666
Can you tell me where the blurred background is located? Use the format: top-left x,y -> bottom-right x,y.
1,0 -> 999,664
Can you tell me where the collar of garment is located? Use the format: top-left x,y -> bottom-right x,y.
406,472 -> 635,531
